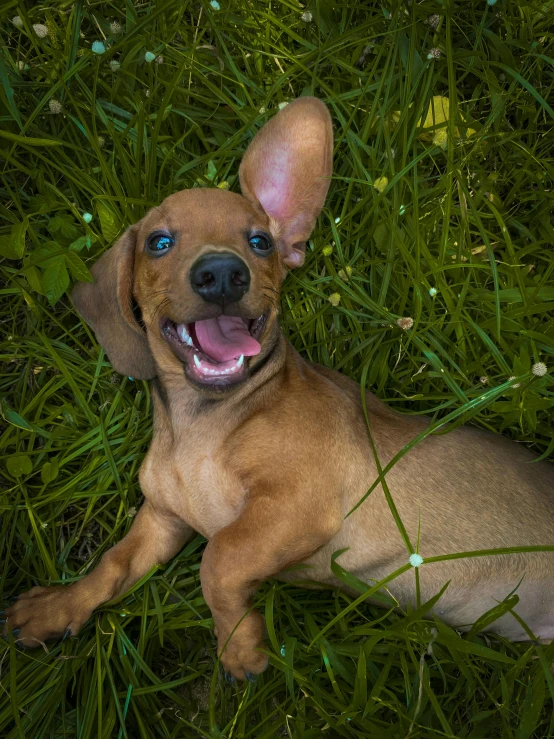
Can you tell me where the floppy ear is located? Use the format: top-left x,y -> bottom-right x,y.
71,227 -> 157,380
239,97 -> 333,269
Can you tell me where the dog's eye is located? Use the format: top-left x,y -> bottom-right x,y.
146,233 -> 174,256
248,233 -> 274,256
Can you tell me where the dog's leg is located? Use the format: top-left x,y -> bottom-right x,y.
200,494 -> 339,680
2,502 -> 192,647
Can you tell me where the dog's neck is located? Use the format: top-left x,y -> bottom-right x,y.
152,323 -> 289,429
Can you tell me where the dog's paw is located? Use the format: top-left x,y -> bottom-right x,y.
217,612 -> 269,681
1,585 -> 91,648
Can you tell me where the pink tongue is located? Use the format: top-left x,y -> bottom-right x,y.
194,316 -> 261,363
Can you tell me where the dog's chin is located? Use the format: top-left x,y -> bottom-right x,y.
160,313 -> 268,392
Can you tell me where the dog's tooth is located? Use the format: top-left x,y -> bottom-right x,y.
177,323 -> 193,346
193,354 -> 202,369
237,354 -> 244,368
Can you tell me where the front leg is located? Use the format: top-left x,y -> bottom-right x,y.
201,493 -> 340,680
2,502 -> 192,647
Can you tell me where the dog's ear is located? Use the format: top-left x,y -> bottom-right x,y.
71,227 -> 157,379
239,97 -> 333,269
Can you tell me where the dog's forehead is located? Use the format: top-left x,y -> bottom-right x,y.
140,189 -> 266,243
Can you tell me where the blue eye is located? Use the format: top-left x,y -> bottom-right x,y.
146,232 -> 174,255
248,233 -> 273,255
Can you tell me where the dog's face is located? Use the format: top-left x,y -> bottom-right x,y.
72,97 -> 333,393
133,189 -> 281,390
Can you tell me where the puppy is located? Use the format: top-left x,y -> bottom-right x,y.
3,98 -> 553,680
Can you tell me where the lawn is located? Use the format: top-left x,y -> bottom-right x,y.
1,0 -> 554,736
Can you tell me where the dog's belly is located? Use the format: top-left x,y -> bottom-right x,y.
139,441 -> 246,539
275,424 -> 554,641
276,508 -> 554,640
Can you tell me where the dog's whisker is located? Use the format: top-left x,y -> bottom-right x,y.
262,292 -> 278,309
151,297 -> 171,322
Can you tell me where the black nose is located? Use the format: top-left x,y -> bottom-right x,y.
190,253 -> 251,305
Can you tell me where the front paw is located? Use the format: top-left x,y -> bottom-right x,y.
217,612 -> 269,681
1,585 -> 91,648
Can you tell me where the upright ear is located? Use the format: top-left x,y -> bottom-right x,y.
71,227 -> 157,380
239,97 -> 333,269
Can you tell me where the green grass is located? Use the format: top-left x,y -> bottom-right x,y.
1,0 -> 554,736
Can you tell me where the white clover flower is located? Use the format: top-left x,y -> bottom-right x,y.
155,55 -> 164,64
49,98 -> 62,114
532,362 -> 548,377
508,376 -> 521,389
12,16 -> 23,28
278,101 -> 289,110
479,376 -> 488,385
82,212 -> 93,224
429,287 -> 437,297
259,106 -> 266,114
373,176 -> 388,193
427,47 -> 442,60
210,0 -> 221,9
17,61 -> 28,71
427,14 -> 440,28
33,23 -> 49,38
91,40 -> 106,54
109,59 -> 121,72
409,553 -> 423,567
110,21 -> 122,34
334,216 -> 340,224
145,51 -> 156,63
397,316 -> 414,330
301,11 -> 313,22
338,266 -> 352,281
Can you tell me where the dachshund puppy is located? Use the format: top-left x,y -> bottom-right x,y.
3,98 -> 553,680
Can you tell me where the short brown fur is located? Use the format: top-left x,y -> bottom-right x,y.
4,98 -> 553,679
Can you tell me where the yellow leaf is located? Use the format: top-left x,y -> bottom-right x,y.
419,95 -> 450,129
390,95 -> 476,141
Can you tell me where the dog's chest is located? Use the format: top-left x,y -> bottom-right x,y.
139,429 -> 246,539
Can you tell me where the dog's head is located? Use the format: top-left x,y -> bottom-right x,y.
72,97 -> 333,392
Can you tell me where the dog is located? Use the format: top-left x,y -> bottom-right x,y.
3,97 -> 553,680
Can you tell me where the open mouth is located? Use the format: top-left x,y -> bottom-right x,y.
161,313 -> 267,388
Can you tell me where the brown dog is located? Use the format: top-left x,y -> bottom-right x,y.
3,98 -> 553,680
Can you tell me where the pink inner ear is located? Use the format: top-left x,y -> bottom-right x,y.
286,248 -> 304,267
254,145 -> 294,220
